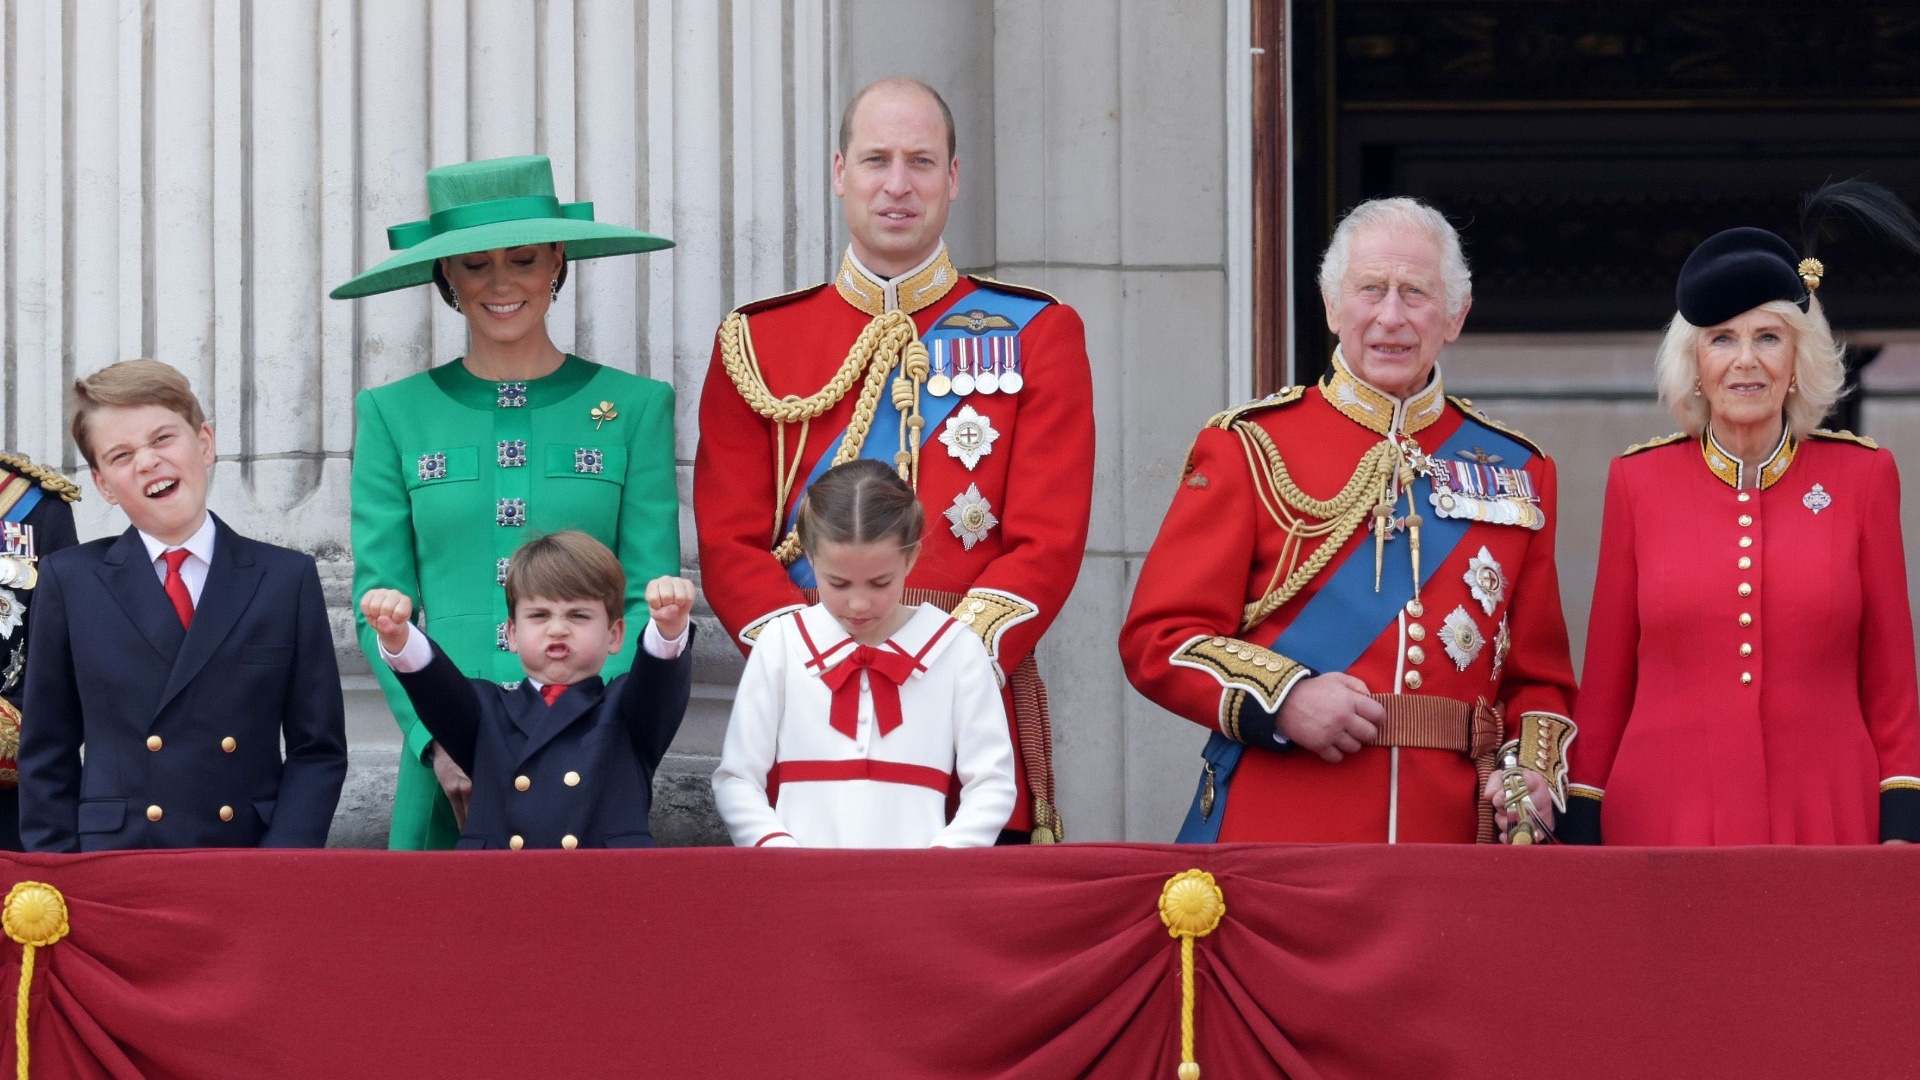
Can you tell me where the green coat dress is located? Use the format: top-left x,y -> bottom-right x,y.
351,355 -> 679,850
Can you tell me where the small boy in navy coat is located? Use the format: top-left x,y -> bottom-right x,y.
361,531 -> 694,849
20,360 -> 347,851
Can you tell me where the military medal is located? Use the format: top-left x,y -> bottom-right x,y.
950,343 -> 976,397
1427,458 -> 1543,532
999,337 -> 1024,394
0,589 -> 21,640
1804,483 -> 1831,514
1441,606 -> 1485,670
927,339 -> 953,397
1464,546 -> 1506,616
944,484 -> 999,550
939,405 -> 1000,471
976,337 -> 1001,395
0,523 -> 35,591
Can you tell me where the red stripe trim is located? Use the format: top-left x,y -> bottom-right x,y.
754,832 -> 793,847
910,616 -> 960,665
792,615 -> 856,671
771,759 -> 953,795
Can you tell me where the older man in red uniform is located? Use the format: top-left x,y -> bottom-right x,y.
695,77 -> 1094,843
1121,197 -> 1577,844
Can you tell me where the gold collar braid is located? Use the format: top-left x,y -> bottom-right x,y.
1320,348 -> 1446,437
1702,426 -> 1796,490
835,245 -> 959,316
717,308 -> 931,565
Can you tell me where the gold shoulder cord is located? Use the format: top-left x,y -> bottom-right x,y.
1233,422 -> 1397,632
718,308 -> 930,566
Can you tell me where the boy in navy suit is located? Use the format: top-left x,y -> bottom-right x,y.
20,360 -> 347,851
361,531 -> 694,850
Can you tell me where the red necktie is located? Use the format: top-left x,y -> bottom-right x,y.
818,646 -> 919,740
161,549 -> 195,629
540,683 -> 569,707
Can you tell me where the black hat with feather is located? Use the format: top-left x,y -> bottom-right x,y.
1676,179 -> 1920,328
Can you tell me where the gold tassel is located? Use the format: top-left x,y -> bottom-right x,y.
4,882 -> 70,1080
1159,870 -> 1226,1080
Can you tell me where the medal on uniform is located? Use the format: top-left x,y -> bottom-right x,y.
944,484 -> 999,550
1804,482 -> 1831,514
1440,606 -> 1485,670
939,404 -> 1000,471
0,589 -> 21,640
951,341 -> 977,397
976,337 -> 1001,395
999,336 -> 1024,394
927,339 -> 953,397
1427,458 -> 1544,531
0,523 -> 35,591
1464,546 -> 1506,616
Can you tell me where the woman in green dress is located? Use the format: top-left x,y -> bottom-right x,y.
331,155 -> 678,849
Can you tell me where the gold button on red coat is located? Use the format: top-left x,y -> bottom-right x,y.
1739,515 -> 1753,527
1740,613 -> 1753,627
1406,645 -> 1426,665
1738,583 -> 1752,597
146,735 -> 162,751
1740,537 -> 1753,548
1738,492 -> 1751,503
1741,672 -> 1753,685
1738,557 -> 1751,570
1404,670 -> 1423,690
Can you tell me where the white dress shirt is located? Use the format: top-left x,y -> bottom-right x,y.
137,513 -> 217,606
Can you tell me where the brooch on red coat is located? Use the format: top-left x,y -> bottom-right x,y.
1441,606 -> 1485,670
1465,546 -> 1507,615
940,405 -> 1000,471
1803,483 -> 1832,515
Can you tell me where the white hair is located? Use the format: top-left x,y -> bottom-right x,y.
1653,297 -> 1846,441
1318,197 -> 1473,319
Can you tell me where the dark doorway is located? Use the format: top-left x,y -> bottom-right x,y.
1262,1 -> 1920,397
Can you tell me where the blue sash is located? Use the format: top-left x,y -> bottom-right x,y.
2,484 -> 43,524
1174,412 -> 1534,842
785,285 -> 1051,588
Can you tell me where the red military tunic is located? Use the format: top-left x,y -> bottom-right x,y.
1121,352 -> 1578,842
1564,428 -> 1920,845
695,244 -> 1095,839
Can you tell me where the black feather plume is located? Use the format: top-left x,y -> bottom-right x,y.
1800,178 -> 1920,260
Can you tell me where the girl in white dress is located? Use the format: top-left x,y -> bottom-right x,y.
713,460 -> 1016,848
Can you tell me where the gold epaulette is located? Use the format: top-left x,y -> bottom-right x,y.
1206,386 -> 1306,430
1621,432 -> 1688,457
965,274 -> 1058,305
1809,428 -> 1881,451
1447,396 -> 1546,457
733,282 -> 829,317
0,452 -> 80,503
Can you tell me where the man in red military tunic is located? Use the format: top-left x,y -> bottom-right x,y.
695,77 -> 1094,843
1121,197 -> 1577,843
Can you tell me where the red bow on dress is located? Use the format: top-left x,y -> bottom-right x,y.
818,645 -> 919,740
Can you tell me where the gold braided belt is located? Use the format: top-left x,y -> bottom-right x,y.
717,308 -> 931,567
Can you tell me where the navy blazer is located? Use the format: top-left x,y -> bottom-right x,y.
395,630 -> 693,849
19,516 -> 348,851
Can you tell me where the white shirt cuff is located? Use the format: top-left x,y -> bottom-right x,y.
378,623 -> 433,673
643,619 -> 688,660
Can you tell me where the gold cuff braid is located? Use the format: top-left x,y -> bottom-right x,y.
1171,636 -> 1306,714
1516,711 -> 1576,808
950,590 -> 1038,660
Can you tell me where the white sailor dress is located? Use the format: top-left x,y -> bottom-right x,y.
713,603 -> 1016,848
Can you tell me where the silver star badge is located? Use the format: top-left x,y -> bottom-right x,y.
939,404 -> 1000,471
1441,606 -> 1485,671
0,588 -> 20,640
944,484 -> 999,550
1464,546 -> 1507,616
1804,483 -> 1832,515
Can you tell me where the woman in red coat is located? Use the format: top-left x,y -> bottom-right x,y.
1564,188 -> 1920,845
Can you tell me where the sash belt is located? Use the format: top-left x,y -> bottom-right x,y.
1365,693 -> 1506,843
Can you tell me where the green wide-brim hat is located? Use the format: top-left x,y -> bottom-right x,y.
329,155 -> 672,300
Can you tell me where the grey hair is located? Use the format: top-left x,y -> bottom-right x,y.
1653,297 -> 1846,441
1318,197 -> 1473,319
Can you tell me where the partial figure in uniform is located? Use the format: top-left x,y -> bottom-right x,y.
0,451 -> 81,850
1122,197 -> 1578,844
20,360 -> 347,850
1564,181 -> 1920,845
695,77 -> 1093,843
332,156 -> 678,850
362,532 -> 695,850
713,461 -> 1016,848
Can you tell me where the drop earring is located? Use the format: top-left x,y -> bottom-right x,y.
450,294 -> 461,312
1692,379 -> 1703,397
1788,376 -> 1798,395
549,278 -> 561,302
